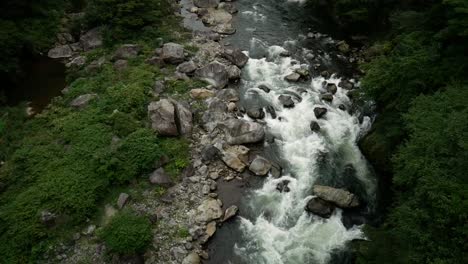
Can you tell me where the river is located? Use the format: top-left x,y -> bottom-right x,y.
206,0 -> 377,263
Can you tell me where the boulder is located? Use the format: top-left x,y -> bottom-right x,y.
305,197 -> 334,218
295,68 -> 310,79
80,27 -> 103,51
113,44 -> 140,60
66,56 -> 86,68
113,59 -> 128,71
153,80 -> 165,95
321,93 -> 334,102
177,61 -> 197,74
326,83 -> 338,94
70,93 -> 97,109
195,62 -> 229,89
284,72 -> 301,82
258,84 -> 271,93
212,24 -> 236,35
227,102 -> 237,112
314,107 -> 327,119
193,0 -> 220,8
222,205 -> 239,222
216,88 -> 239,102
270,163 -> 282,178
247,108 -> 265,119
219,3 -> 238,14
312,185 -> 360,208
208,97 -> 228,112
117,193 -> 130,209
249,156 -> 272,176
201,9 -> 232,25
278,95 -> 295,108
310,121 -> 321,132
320,70 -> 330,78
339,104 -> 346,111
195,198 -> 223,223
276,180 -> 291,193
339,80 -> 354,90
227,65 -> 241,80
182,252 -> 201,264
337,41 -> 350,53
222,145 -> 249,172
201,145 -> 221,162
222,48 -> 249,68
161,43 -> 185,64
48,45 -> 72,59
174,101 -> 193,136
222,118 -> 265,145
190,88 -> 215,99
266,105 -> 277,119
148,99 -> 178,136
149,168 -> 173,187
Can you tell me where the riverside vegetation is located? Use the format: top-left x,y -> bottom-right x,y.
0,0 -> 201,262
305,0 -> 467,263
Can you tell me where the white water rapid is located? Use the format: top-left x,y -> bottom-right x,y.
233,44 -> 377,264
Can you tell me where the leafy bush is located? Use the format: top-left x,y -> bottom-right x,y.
84,0 -> 172,40
98,211 -> 152,255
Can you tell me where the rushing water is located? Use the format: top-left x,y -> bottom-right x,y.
207,0 -> 377,263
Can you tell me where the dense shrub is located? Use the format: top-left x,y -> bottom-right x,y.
98,211 -> 152,255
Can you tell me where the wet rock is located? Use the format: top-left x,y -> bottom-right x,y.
222,118 -> 265,145
216,88 -> 239,102
113,44 -> 140,60
276,180 -> 291,193
202,9 -> 232,26
213,23 -> 236,35
227,65 -> 241,80
40,210 -> 57,227
270,163 -> 282,178
305,197 -> 335,218
339,80 -> 354,90
284,72 -> 301,82
247,108 -> 265,119
320,70 -> 330,78
149,168 -> 173,187
321,93 -> 334,102
195,62 -> 229,89
310,121 -> 321,132
48,45 -> 72,59
113,59 -> 128,71
177,61 -> 197,74
249,156 -> 272,176
312,185 -> 360,208
193,0 -> 220,8
327,83 -> 338,94
190,88 -> 215,99
161,43 -> 185,64
182,252 -> 201,264
339,104 -> 346,111
258,84 -> 271,93
222,48 -> 249,68
295,68 -> 310,79
314,107 -> 327,119
222,145 -> 249,172
70,93 -> 97,109
278,95 -> 295,108
266,105 -> 277,119
195,198 -> 223,223
222,205 -> 239,222
80,27 -> 103,51
202,145 -> 221,163
148,99 -> 178,136
117,193 -> 130,209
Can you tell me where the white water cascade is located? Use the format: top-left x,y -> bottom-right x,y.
233,43 -> 377,264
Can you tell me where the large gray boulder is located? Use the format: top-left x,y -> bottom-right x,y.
193,0 -> 220,8
48,45 -> 72,59
148,99 -> 178,136
70,93 -> 97,109
80,27 -> 103,51
195,198 -> 223,223
113,44 -> 140,60
149,168 -> 173,187
312,185 -> 360,208
305,197 -> 335,218
161,43 -> 185,64
195,62 -> 229,89
222,48 -> 249,68
222,118 -> 265,145
249,156 -> 272,176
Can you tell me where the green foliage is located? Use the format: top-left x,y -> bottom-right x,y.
84,0 -> 172,40
160,138 -> 190,179
98,211 -> 152,255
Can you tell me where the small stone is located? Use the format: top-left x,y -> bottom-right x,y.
82,225 -> 96,236
258,84 -> 271,93
149,168 -> 174,187
117,193 -> 130,209
222,205 -> 239,222
310,121 -> 321,132
314,107 -> 327,119
227,102 -> 237,112
284,72 -> 301,82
